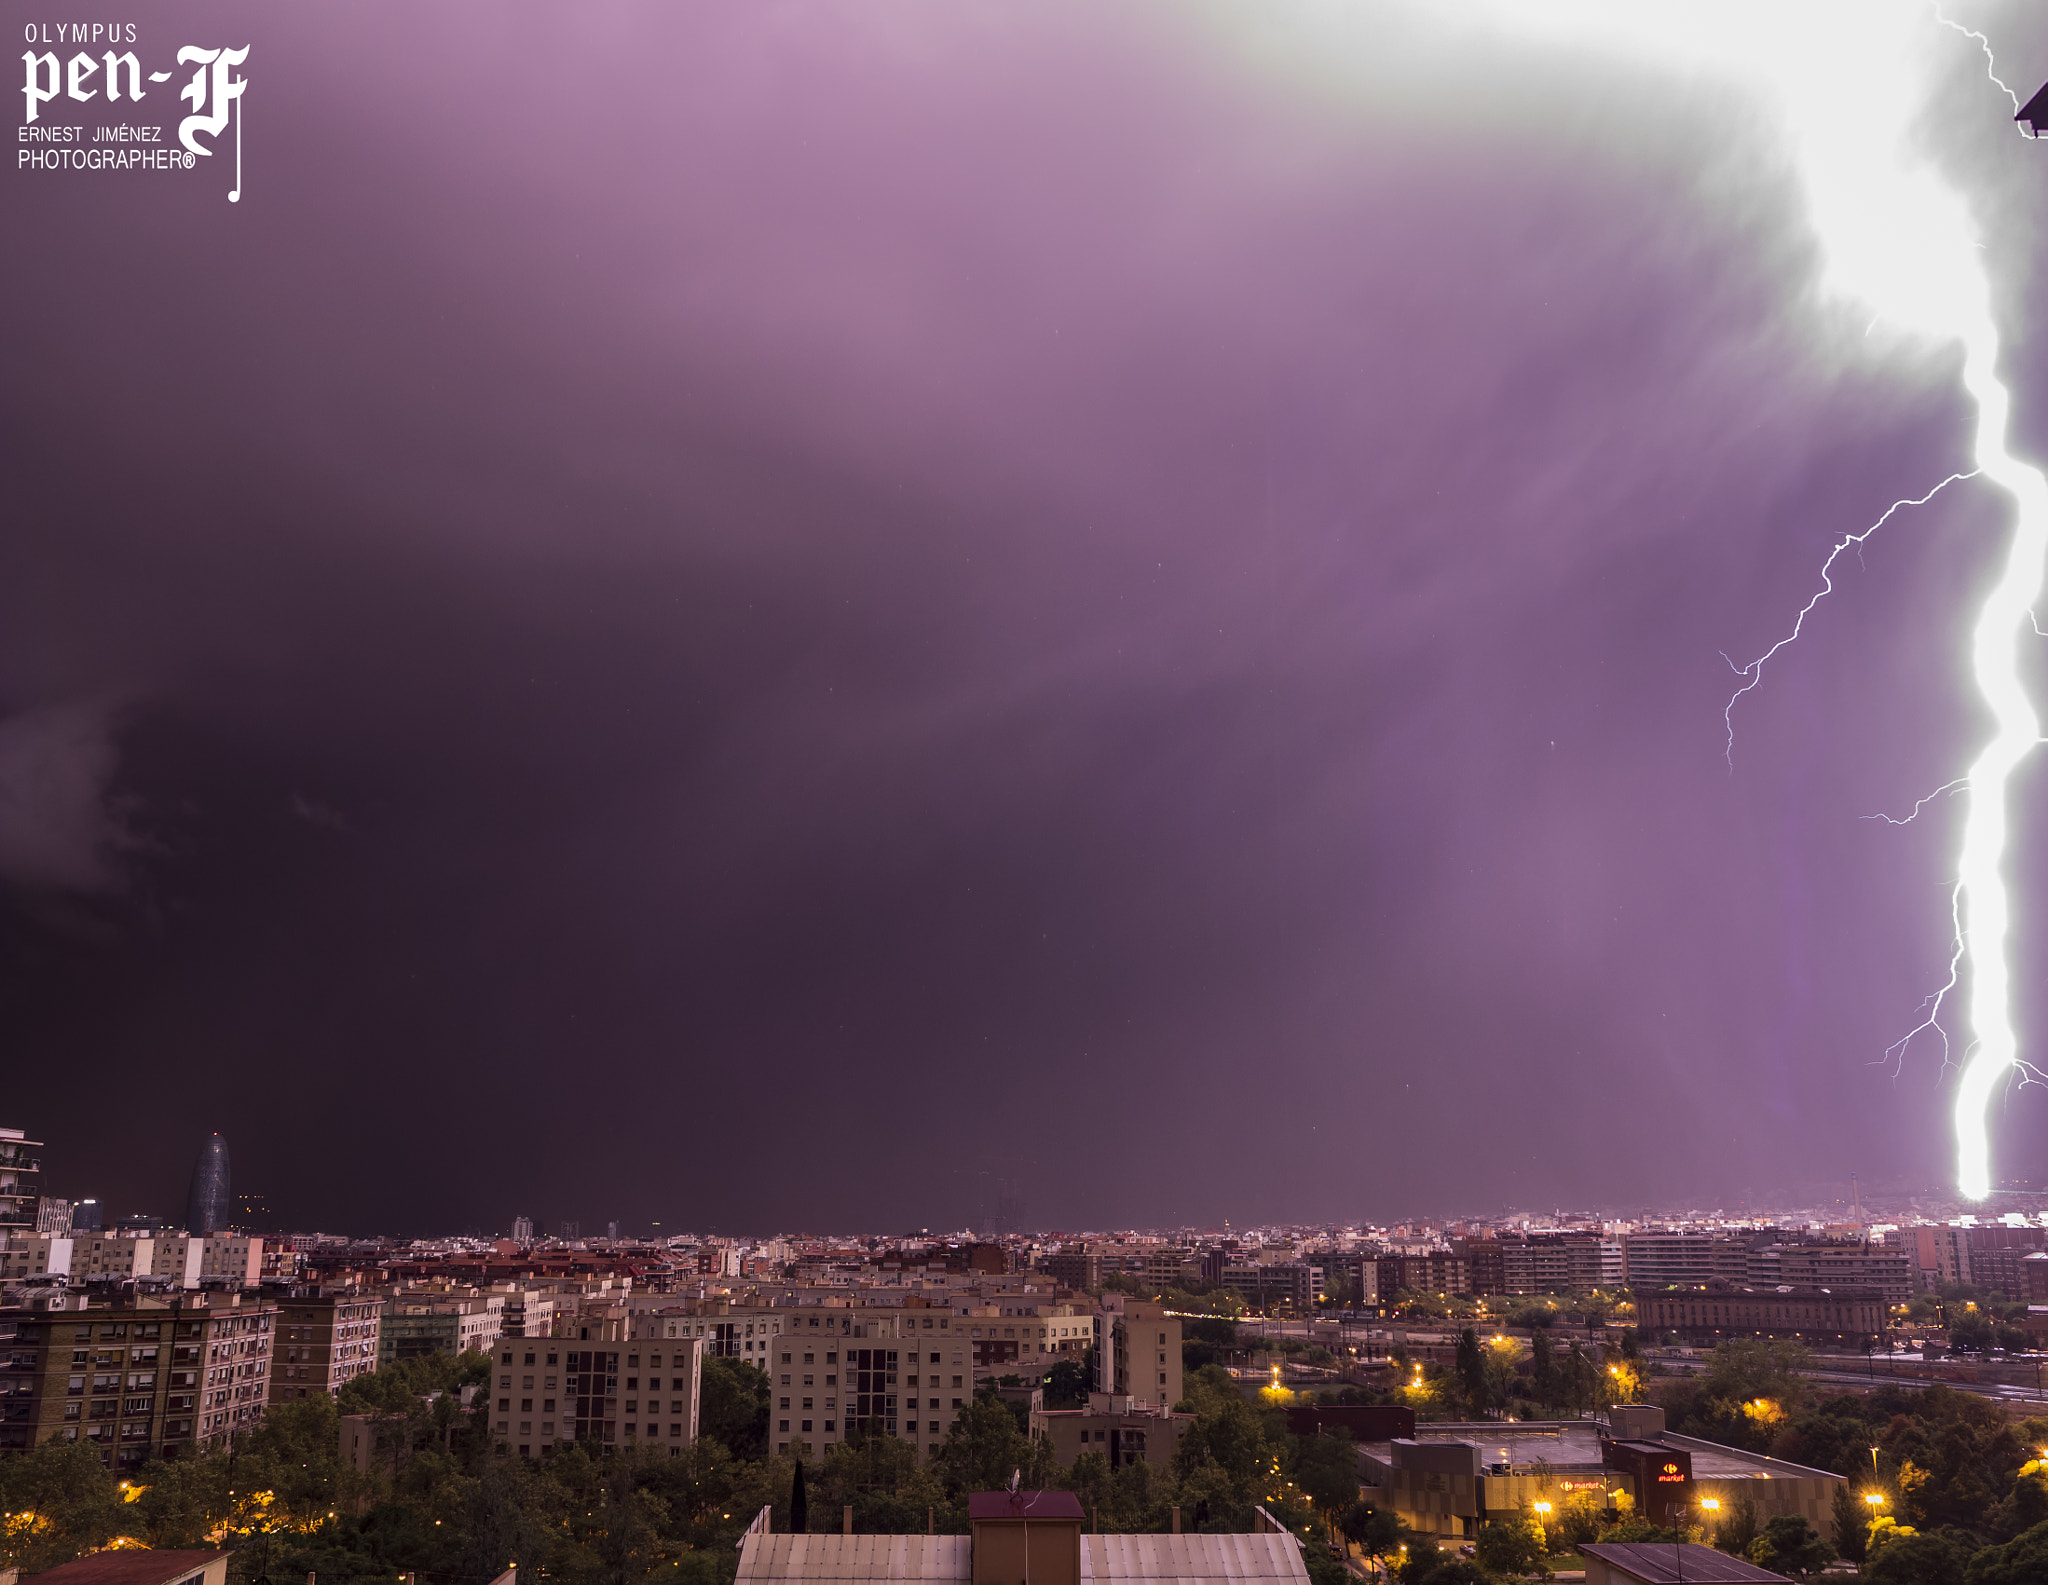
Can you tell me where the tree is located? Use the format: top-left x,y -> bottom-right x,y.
790,1459 -> 808,1534
1860,1528 -> 1978,1584
1968,1518 -> 2048,1584
1454,1330 -> 1486,1419
1287,1432 -> 1360,1539
1474,1513 -> 1550,1579
1529,1329 -> 1556,1408
1746,1514 -> 1834,1580
932,1393 -> 1049,1499
0,1438 -> 124,1571
1339,1501 -> 1402,1575
700,1356 -> 772,1460
1829,1481 -> 1868,1563
1042,1358 -> 1091,1409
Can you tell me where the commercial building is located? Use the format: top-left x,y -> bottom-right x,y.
271,1292 -> 383,1400
36,1198 -> 72,1235
0,1290 -> 276,1465
1357,1405 -> 1842,1543
1633,1285 -> 1884,1345
0,1128 -> 41,1232
184,1134 -> 231,1237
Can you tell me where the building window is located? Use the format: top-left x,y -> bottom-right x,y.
801,1420 -> 812,1432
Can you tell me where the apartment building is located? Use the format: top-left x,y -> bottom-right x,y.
1748,1244 -> 1911,1307
1102,1302 -> 1183,1409
1219,1262 -> 1323,1310
0,1129 -> 39,1232
0,1232 -> 263,1288
1634,1285 -> 1885,1344
271,1293 -> 383,1401
0,1291 -> 275,1466
379,1293 -> 503,1363
486,1334 -> 703,1458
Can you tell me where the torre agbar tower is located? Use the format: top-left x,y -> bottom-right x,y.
184,1133 -> 231,1236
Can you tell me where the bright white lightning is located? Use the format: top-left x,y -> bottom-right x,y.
1466,1 -> 2048,1198
1721,471 -> 1978,766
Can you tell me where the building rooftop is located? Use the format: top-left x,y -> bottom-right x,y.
1578,1541 -> 1790,1582
736,1535 -> 971,1584
1084,1534 -> 1307,1581
966,1490 -> 1087,1521
24,1551 -> 231,1585
1357,1420 -> 1840,1484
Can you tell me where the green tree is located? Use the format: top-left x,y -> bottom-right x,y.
1290,1432 -> 1361,1535
0,1438 -> 124,1571
1968,1518 -> 2048,1584
932,1393 -> 1050,1502
1861,1528 -> 1979,1585
1474,1513 -> 1550,1579
1746,1514 -> 1833,1580
700,1356 -> 772,1461
1043,1358 -> 1091,1409
1529,1329 -> 1556,1408
1829,1481 -> 1868,1563
1454,1330 -> 1486,1419
1339,1501 -> 1402,1575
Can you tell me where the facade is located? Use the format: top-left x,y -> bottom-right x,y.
1218,1262 -> 1322,1310
1358,1406 -> 1842,1543
184,1134 -> 231,1237
1103,1303 -> 1182,1408
487,1333 -> 702,1457
380,1293 -> 503,1362
0,1232 -> 263,1289
0,1291 -> 276,1466
1374,1251 -> 1472,1299
36,1198 -> 73,1235
1633,1285 -> 1885,1345
0,1127 -> 41,1232
271,1292 -> 384,1400
512,1216 -> 534,1243
73,1199 -> 102,1232
1031,1391 -> 1192,1469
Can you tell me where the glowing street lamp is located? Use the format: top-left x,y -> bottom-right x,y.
1865,1493 -> 1886,1509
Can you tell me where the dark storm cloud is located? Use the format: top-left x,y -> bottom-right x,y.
0,701 -> 131,891
6,1 -> 2048,1232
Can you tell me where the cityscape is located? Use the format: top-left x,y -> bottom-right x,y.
15,2 -> 2048,1585
8,1122 -> 2048,1580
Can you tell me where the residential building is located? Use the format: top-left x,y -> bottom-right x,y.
1031,1391 -> 1191,1470
1219,1261 -> 1323,1310
512,1216 -> 534,1243
380,1293 -> 503,1362
1633,1285 -> 1884,1345
0,1290 -> 276,1466
486,1333 -> 702,1458
1747,1244 -> 1911,1307
271,1292 -> 383,1400
0,1128 -> 41,1232
1374,1251 -> 1471,1299
1102,1303 -> 1182,1408
1,1232 -> 262,1289
36,1198 -> 72,1235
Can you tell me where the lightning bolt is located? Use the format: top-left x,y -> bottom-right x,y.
1728,6 -> 2048,1201
1453,0 -> 2048,1199
1934,3 -> 2025,120
1721,471 -> 1978,767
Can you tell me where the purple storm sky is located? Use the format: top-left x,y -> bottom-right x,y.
7,1 -> 2048,1235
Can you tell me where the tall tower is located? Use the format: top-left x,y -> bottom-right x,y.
185,1133 -> 231,1236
